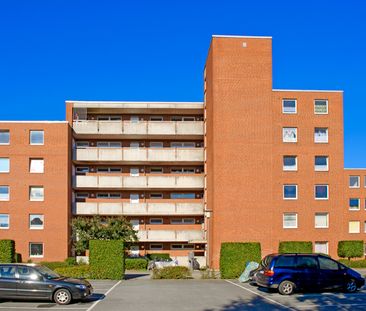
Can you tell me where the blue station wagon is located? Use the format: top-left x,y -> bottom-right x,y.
254,253 -> 365,295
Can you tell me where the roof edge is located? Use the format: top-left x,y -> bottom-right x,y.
273,89 -> 343,93
212,34 -> 272,39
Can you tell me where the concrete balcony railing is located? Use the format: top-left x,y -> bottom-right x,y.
72,120 -> 204,136
74,174 -> 204,189
74,202 -> 204,216
74,147 -> 204,163
137,230 -> 205,242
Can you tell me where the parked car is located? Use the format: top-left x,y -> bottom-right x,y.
0,264 -> 93,305
255,253 -> 365,295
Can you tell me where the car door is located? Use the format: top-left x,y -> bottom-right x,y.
0,265 -> 17,298
16,266 -> 52,299
295,256 -> 320,290
318,256 -> 345,289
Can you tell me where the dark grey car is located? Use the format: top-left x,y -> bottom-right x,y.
0,264 -> 93,305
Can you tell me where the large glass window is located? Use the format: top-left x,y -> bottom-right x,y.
319,256 -> 338,270
349,176 -> 360,188
150,142 -> 164,148
314,128 -> 328,143
0,214 -> 9,229
0,158 -> 10,173
297,256 -> 318,269
283,213 -> 297,229
29,215 -> 44,230
314,100 -> 328,114
171,142 -> 196,148
315,185 -> 328,200
0,130 -> 10,145
349,198 -> 360,211
0,186 -> 9,201
149,218 -> 163,224
282,99 -> 297,114
29,243 -> 43,258
315,156 -> 329,171
349,221 -> 360,234
315,213 -> 329,228
283,156 -> 297,171
29,158 -> 44,173
314,242 -> 329,255
29,186 -> 44,201
170,218 -> 195,224
97,141 -> 121,148
30,130 -> 44,145
282,128 -> 297,143
283,185 -> 297,200
170,193 -> 195,199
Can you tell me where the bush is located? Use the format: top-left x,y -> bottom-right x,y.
152,266 -> 191,279
90,240 -> 125,279
65,257 -> 77,266
338,240 -> 364,260
147,253 -> 172,261
55,265 -> 91,278
220,242 -> 261,279
0,240 -> 15,263
279,241 -> 312,254
339,259 -> 366,268
125,258 -> 148,270
41,258 -> 78,270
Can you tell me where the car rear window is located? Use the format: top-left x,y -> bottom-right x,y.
260,255 -> 275,268
274,256 -> 296,268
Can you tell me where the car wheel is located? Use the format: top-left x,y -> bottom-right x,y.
345,279 -> 357,293
279,280 -> 295,295
54,288 -> 72,305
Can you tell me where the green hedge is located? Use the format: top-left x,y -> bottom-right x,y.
147,253 -> 172,261
41,257 -> 78,270
220,242 -> 261,279
339,259 -> 366,268
55,265 -> 91,278
90,240 -> 125,280
338,240 -> 364,260
125,258 -> 148,270
279,241 -> 312,254
152,266 -> 191,279
0,240 -> 15,263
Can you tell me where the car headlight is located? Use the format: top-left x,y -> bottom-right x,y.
75,284 -> 87,290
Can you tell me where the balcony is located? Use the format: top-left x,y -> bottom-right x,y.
137,230 -> 205,242
74,174 -> 204,189
74,201 -> 204,216
72,120 -> 204,137
74,147 -> 204,163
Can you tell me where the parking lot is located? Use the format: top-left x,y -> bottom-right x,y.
1,278 -> 366,311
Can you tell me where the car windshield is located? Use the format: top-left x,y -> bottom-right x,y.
35,265 -> 61,279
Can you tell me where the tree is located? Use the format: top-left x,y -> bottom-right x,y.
72,216 -> 138,254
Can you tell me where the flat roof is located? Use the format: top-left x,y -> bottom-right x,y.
212,35 -> 272,39
67,101 -> 204,110
344,168 -> 366,171
0,121 -> 68,123
273,89 -> 343,93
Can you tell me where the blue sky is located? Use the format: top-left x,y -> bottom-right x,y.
0,1 -> 365,167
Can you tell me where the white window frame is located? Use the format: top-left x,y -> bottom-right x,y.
315,156 -> 329,171
283,213 -> 298,229
314,128 -> 328,143
149,244 -> 163,250
29,214 -> 44,230
349,198 -> 360,211
29,186 -> 44,202
30,130 -> 44,145
170,218 -> 195,225
315,213 -> 329,228
171,244 -> 195,250
282,127 -> 297,143
29,243 -> 44,258
314,242 -> 329,254
0,214 -> 9,229
282,99 -> 297,114
0,130 -> 10,145
283,184 -> 298,200
283,156 -> 297,171
29,158 -> 44,174
314,185 -> 329,200
349,221 -> 360,234
0,186 -> 9,201
314,100 -> 328,115
349,176 -> 360,188
0,158 -> 10,173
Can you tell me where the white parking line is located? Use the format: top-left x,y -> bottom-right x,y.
225,280 -> 295,310
86,280 -> 121,311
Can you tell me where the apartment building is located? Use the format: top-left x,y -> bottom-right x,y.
1,35 -> 365,268
0,122 -> 71,262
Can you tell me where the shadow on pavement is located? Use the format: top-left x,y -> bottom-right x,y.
124,272 -> 151,280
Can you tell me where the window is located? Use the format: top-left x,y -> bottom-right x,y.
17,266 -> 41,280
149,218 -> 163,224
315,242 -> 329,255
282,128 -> 297,143
171,168 -> 196,174
171,218 -> 195,224
349,221 -> 360,234
0,214 -> 9,229
76,193 -> 89,199
349,198 -> 360,211
130,116 -> 139,123
29,215 -> 44,230
29,243 -> 43,258
283,156 -> 297,171
364,221 -> 366,233
150,193 -> 163,199
97,167 -> 122,173
30,130 -> 44,145
171,244 -> 195,250
274,256 -> 296,268
97,115 -> 121,121
315,213 -> 329,228
170,193 -> 195,199
0,130 -> 9,145
96,193 -> 121,199
171,142 -> 195,148
314,100 -> 328,114
29,186 -> 44,201
349,176 -> 360,188
76,167 -> 89,173
0,266 -> 16,278
171,116 -> 195,121
283,213 -> 297,229
150,142 -> 164,148
150,167 -> 163,174
314,128 -> 328,143
150,244 -> 163,250
130,142 -> 140,148
0,186 -> 9,201
0,158 -> 10,173
282,99 -> 297,114
315,156 -> 329,171
130,168 -> 139,176
150,116 -> 163,121
97,141 -> 121,148
130,193 -> 139,203
315,185 -> 328,200
297,256 -> 318,269
76,141 -> 89,148
29,158 -> 44,173
283,185 -> 297,200
319,256 -> 338,270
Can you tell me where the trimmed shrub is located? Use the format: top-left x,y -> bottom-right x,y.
41,261 -> 68,270
89,240 -> 125,279
125,258 -> 148,270
0,240 -> 15,263
220,242 -> 261,279
148,253 -> 172,261
279,241 -> 312,254
339,259 -> 366,268
55,265 -> 91,278
338,240 -> 364,260
152,266 -> 191,279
